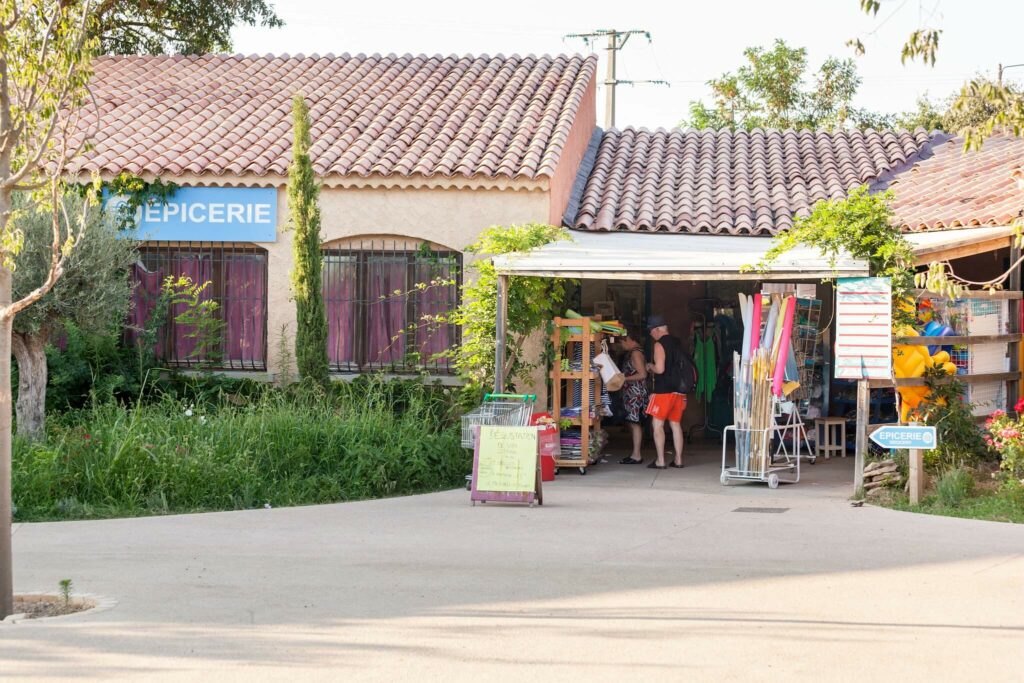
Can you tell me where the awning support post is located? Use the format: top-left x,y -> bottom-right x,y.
494,273 -> 509,394
1009,242 -> 1021,404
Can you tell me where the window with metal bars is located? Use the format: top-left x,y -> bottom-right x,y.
129,243 -> 268,370
322,240 -> 461,374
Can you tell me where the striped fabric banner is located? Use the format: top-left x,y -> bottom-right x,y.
835,277 -> 893,380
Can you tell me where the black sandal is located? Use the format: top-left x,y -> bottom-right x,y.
618,456 -> 643,465
647,461 -> 666,469
669,462 -> 684,469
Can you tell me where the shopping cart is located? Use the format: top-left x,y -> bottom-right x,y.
462,393 -> 537,489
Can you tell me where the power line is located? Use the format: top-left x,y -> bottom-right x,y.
564,29 -> 668,129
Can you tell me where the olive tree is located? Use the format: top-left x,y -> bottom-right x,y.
12,196 -> 135,440
0,0 -> 98,619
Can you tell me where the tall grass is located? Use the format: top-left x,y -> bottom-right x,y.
13,377 -> 468,520
935,467 -> 975,508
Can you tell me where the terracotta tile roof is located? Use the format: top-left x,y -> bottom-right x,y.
880,133 -> 1024,231
68,53 -> 597,182
571,127 -> 934,235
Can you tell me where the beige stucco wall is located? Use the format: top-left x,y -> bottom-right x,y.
255,182 -> 551,401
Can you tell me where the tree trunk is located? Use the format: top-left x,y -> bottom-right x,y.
11,330 -> 47,442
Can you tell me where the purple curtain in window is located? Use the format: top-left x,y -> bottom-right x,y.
169,255 -> 212,362
323,256 -> 358,368
414,260 -> 455,367
128,262 -> 165,357
224,255 -> 266,366
366,257 -> 406,368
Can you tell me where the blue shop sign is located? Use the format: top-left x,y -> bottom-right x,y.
106,186 -> 278,242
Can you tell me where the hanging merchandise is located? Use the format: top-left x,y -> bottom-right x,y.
693,327 -> 718,403
593,339 -> 625,391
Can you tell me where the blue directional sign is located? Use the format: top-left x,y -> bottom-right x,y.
869,425 -> 937,450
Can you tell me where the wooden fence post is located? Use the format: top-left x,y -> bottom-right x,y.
854,379 -> 869,493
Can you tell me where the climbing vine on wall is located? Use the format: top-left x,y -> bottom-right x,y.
753,185 -> 917,324
102,172 -> 179,231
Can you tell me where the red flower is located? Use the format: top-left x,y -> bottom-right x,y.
1015,397 -> 1024,413
83,433 -> 91,440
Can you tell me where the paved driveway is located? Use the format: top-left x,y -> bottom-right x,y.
3,452 -> 1023,681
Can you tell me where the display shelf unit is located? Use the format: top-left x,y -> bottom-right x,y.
875,290 -> 1022,419
550,316 -> 604,475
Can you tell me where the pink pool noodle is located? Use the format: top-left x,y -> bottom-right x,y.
750,293 -> 762,356
772,297 -> 796,397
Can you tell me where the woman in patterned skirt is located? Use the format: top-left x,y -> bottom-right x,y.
617,331 -> 649,464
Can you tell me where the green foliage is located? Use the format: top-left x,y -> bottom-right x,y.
850,0 -> 1024,152
0,1 -> 97,264
11,378 -> 467,521
58,579 -> 72,608
44,322 -> 141,411
161,276 -> 225,368
884,475 -> 1024,523
94,0 -> 283,55
12,194 -> 137,339
916,372 -> 987,472
895,96 -> 946,132
683,39 -> 882,131
984,405 -> 1024,479
851,1 -> 941,66
935,467 -> 975,507
288,95 -> 329,386
101,173 -> 179,231
450,223 -> 572,389
895,79 -> 1020,136
756,186 -> 915,319
955,79 -> 1024,151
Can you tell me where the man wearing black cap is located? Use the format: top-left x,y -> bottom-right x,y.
645,315 -> 686,469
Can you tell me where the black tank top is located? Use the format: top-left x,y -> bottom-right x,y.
653,335 -> 682,394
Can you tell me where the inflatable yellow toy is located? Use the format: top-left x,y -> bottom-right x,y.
892,325 -> 957,421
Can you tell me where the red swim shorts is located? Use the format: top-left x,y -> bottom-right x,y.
646,392 -> 687,422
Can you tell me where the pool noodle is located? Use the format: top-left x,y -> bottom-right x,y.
738,294 -> 751,365
785,340 -> 799,381
770,296 -> 788,361
761,296 -> 779,351
772,297 -> 797,396
750,293 -> 762,357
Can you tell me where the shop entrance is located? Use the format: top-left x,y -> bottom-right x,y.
562,278 -> 842,487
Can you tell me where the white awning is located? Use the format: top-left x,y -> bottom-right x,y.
905,225 -> 1015,265
492,231 -> 869,281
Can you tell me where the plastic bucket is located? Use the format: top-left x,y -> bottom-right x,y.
540,454 -> 556,481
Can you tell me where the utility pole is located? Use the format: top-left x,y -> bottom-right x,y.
997,62 -> 1024,87
565,29 -> 668,129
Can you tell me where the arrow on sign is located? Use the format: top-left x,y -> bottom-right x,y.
869,425 -> 938,450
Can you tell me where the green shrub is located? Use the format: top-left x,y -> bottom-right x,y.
917,375 -> 986,473
935,467 -> 975,507
12,376 -> 467,521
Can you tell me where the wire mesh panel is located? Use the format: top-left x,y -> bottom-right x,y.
460,400 -> 535,448
322,239 -> 461,374
131,242 -> 268,370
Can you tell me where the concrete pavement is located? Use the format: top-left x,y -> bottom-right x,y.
2,449 -> 1023,680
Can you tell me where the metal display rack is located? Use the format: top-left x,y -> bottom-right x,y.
721,398 -> 802,488
549,316 -> 605,475
791,297 -> 824,414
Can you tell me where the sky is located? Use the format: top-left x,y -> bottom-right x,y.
232,0 -> 1024,130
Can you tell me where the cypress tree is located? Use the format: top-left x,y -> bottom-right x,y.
288,94 -> 329,385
